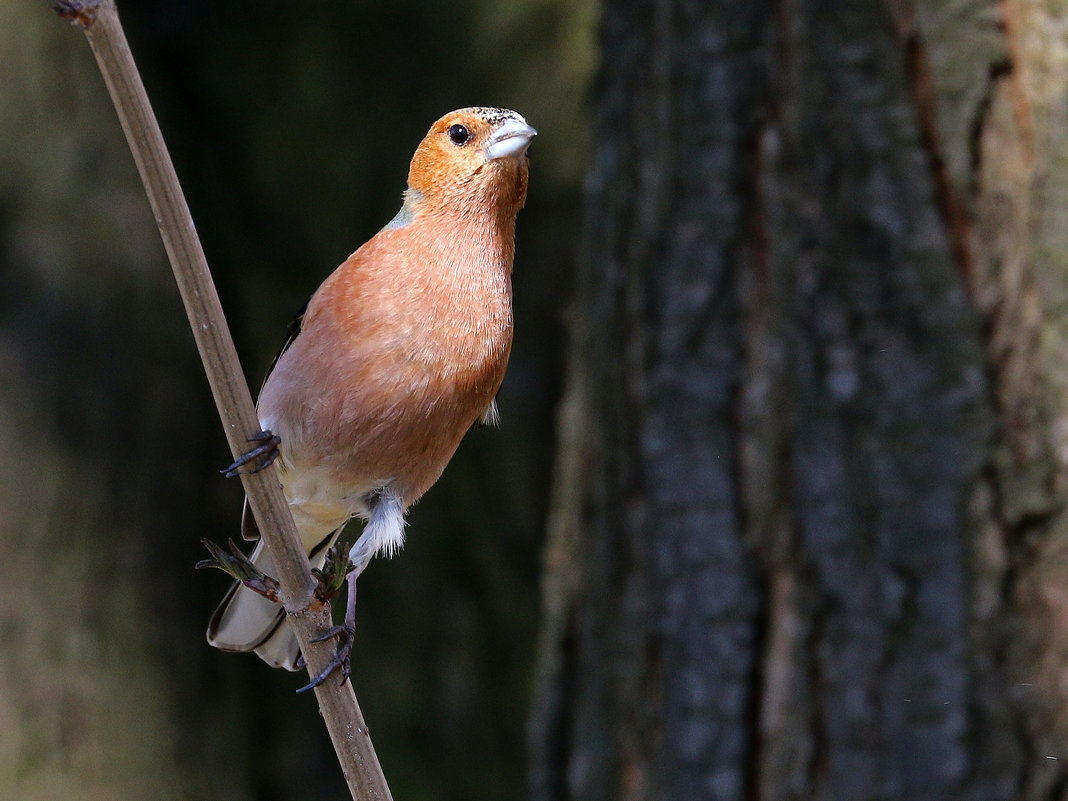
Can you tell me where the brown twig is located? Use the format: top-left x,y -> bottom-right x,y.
53,2 -> 392,799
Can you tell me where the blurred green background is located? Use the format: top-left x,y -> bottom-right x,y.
0,1 -> 594,799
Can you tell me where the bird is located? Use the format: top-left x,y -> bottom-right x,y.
206,107 -> 535,681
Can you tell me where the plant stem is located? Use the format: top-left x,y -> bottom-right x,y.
54,2 -> 392,799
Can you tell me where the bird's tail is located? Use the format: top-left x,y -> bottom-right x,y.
206,528 -> 343,671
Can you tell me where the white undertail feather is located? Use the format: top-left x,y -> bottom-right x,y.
349,489 -> 406,573
480,398 -> 500,427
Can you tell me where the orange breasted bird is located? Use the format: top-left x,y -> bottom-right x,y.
206,107 -> 535,679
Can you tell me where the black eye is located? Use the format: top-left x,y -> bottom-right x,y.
448,124 -> 471,145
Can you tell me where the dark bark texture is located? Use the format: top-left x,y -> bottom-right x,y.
530,1 -> 1068,800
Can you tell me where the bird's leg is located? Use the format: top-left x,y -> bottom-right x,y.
221,430 -> 281,478
296,558 -> 366,693
295,490 -> 403,692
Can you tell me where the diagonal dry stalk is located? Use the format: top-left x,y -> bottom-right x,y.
52,2 -> 392,799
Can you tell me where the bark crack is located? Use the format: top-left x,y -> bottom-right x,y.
890,0 -> 977,286
996,0 -> 1037,170
967,58 -> 1013,199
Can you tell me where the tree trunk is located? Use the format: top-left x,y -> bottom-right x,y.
530,1 -> 1068,799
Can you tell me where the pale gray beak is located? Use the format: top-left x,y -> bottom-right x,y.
485,120 -> 537,161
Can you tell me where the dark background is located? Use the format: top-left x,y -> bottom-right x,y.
0,2 -> 591,799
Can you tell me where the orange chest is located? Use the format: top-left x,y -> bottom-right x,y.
258,266 -> 512,449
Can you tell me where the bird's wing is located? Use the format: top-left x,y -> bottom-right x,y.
240,298 -> 309,542
259,298 -> 309,395
240,497 -> 260,541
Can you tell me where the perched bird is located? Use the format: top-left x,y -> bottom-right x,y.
207,107 -> 535,677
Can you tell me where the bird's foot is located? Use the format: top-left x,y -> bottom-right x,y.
311,541 -> 355,603
221,430 -> 281,478
195,538 -> 281,603
295,624 -> 356,693
296,547 -> 360,692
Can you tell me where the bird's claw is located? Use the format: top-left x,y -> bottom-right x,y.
295,624 -> 356,693
221,430 -> 281,478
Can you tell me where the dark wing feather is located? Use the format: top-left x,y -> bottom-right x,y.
258,298 -> 309,396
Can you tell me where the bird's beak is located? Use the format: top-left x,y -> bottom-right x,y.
484,120 -> 537,161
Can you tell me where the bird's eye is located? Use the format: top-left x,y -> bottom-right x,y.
448,124 -> 471,145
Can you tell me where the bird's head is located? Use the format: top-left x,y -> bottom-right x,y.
406,107 -> 536,219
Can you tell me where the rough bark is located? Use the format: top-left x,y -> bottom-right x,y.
531,1 -> 1068,800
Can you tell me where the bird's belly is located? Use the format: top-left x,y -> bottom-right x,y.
321,383 -> 494,501
273,463 -> 370,545
338,382 -> 493,502
260,331 -> 508,513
